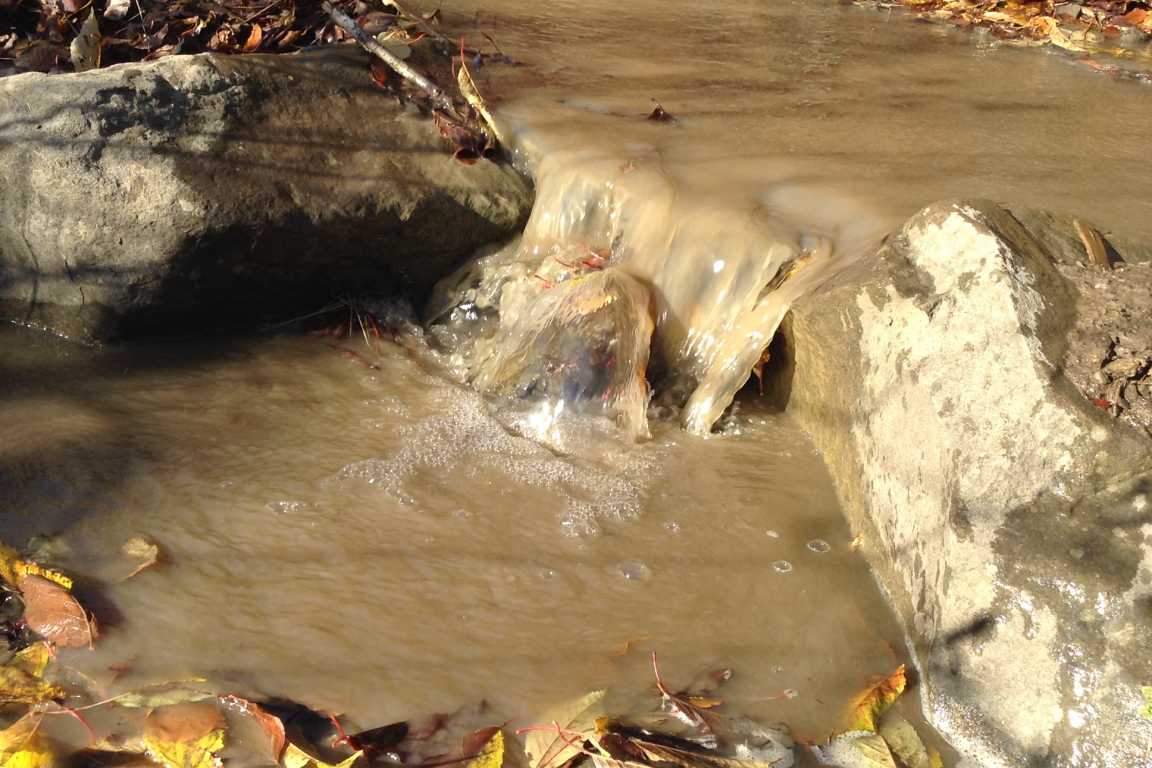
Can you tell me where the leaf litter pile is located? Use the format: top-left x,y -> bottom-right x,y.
0,532 -> 952,767
857,1 -> 1152,82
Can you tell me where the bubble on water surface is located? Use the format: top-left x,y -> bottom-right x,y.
772,560 -> 792,574
618,560 -> 651,580
664,520 -> 681,534
765,529 -> 780,539
266,500 -> 310,515
806,539 -> 831,554
336,390 -> 660,535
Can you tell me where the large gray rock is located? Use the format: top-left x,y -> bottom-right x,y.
0,48 -> 532,341
775,201 -> 1152,767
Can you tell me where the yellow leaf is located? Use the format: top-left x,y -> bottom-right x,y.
15,562 -> 73,590
465,729 -> 504,768
525,690 -> 605,768
1141,685 -> 1152,720
282,743 -> 363,768
11,643 -> 52,679
0,715 -> 53,768
0,542 -> 71,590
70,9 -> 102,72
456,52 -> 501,144
844,666 -> 906,733
878,712 -> 934,768
144,703 -> 226,768
1028,16 -> 1086,53
145,728 -> 224,768
814,731 -> 896,768
0,662 -> 64,705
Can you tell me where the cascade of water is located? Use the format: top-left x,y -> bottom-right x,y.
429,147 -> 844,435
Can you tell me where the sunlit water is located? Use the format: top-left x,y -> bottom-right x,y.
425,0 -> 1152,434
1,325 -> 909,764
5,0 -> 1152,763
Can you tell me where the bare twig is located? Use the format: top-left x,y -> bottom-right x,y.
322,0 -> 457,116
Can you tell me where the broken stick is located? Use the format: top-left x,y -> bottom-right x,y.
322,1 -> 458,117
1073,219 -> 1112,270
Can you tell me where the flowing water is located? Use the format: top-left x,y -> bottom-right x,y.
1,323 -> 910,765
4,0 -> 1152,765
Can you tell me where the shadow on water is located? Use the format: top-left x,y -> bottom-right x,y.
0,48 -> 528,340
0,326 -> 272,540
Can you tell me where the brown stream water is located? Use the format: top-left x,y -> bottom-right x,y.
3,0 -> 1152,765
2,323 -> 909,765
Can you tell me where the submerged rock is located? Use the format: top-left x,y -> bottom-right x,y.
0,48 -> 532,341
778,200 -> 1152,767
432,259 -> 655,438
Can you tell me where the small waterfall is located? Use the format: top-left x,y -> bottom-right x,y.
428,146 -> 847,436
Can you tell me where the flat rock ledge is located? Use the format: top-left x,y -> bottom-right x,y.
0,48 -> 533,342
776,200 -> 1152,767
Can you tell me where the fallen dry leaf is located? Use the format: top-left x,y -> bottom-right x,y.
283,743 -> 363,768
19,574 -> 95,648
456,41 -> 502,145
221,694 -> 287,761
878,712 -> 940,768
524,690 -> 606,768
0,714 -> 53,767
812,731 -> 896,768
843,666 -> 906,733
115,680 -> 218,708
243,24 -> 264,53
104,0 -> 131,21
463,728 -> 505,768
144,702 -> 227,768
70,10 -> 102,72
0,645 -> 64,705
121,536 -> 162,581
0,541 -> 72,590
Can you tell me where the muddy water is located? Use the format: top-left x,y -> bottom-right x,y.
1,323 -> 909,763
5,0 -> 1151,764
435,0 -> 1152,433
460,0 -> 1152,238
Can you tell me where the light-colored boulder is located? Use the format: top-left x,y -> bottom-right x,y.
777,200 -> 1152,767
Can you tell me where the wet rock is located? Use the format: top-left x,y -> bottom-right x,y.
778,200 -> 1152,767
434,263 -> 655,438
0,48 -> 532,341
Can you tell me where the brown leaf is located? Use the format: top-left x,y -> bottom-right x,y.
207,25 -> 237,52
144,703 -> 225,745
370,57 -> 393,88
243,24 -> 264,53
434,112 -> 489,165
20,574 -> 95,648
221,695 -> 286,761
345,721 -> 408,757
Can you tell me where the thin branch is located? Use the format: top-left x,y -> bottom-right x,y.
322,1 -> 457,116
